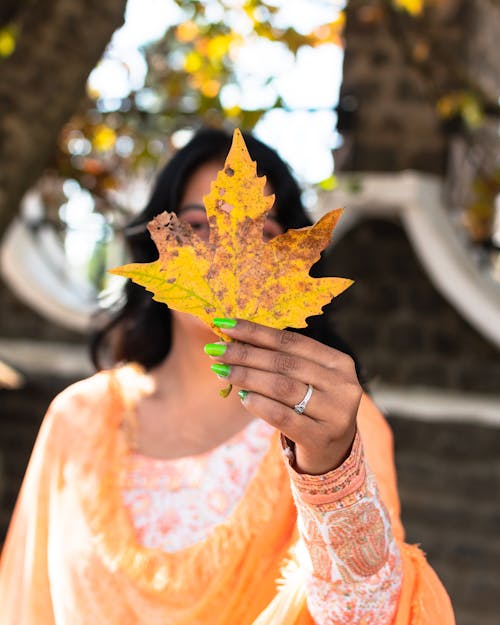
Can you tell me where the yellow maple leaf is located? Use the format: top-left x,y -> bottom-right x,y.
110,129 -> 352,337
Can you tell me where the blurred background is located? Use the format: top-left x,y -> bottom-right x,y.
0,1 -> 499,623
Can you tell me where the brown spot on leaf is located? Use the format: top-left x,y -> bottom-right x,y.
225,167 -> 234,176
216,199 -> 233,214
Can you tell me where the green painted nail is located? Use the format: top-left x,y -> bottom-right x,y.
238,389 -> 249,401
213,318 -> 237,329
211,363 -> 231,377
204,343 -> 227,356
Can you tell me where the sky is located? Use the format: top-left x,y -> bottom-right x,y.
64,0 -> 346,293
88,0 -> 346,185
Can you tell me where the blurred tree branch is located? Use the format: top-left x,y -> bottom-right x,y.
0,0 -> 127,238
0,0 -> 25,28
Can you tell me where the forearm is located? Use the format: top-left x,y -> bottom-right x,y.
284,431 -> 403,624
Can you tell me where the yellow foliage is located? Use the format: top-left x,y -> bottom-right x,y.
318,175 -> 338,191
206,35 -> 232,62
176,21 -> 199,43
86,85 -> 100,100
93,125 -> 116,152
437,91 -> 483,128
0,28 -> 16,57
194,37 -> 210,56
200,79 -> 221,98
111,130 -> 352,336
310,15 -> 345,47
393,0 -> 424,15
224,105 -> 242,118
184,51 -> 203,73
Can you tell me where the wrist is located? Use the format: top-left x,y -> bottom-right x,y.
294,426 -> 357,475
284,430 -> 367,512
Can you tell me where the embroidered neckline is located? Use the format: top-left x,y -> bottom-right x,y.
79,365 -> 294,601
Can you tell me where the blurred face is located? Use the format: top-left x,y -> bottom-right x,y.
177,161 -> 284,242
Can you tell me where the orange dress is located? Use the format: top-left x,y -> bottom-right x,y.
120,420 -> 402,623
0,366 -> 455,625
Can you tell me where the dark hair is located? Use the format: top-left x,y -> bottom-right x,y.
90,127 -> 360,376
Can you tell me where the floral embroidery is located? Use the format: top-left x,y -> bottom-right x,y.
327,498 -> 388,579
305,540 -> 402,625
120,418 -> 275,552
286,431 -> 402,624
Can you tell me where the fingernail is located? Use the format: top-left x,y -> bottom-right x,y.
213,318 -> 237,329
211,363 -> 231,378
238,389 -> 249,402
204,343 -> 227,356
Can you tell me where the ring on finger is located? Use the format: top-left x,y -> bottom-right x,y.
293,384 -> 314,415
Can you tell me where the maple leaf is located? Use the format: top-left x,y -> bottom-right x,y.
110,129 -> 352,338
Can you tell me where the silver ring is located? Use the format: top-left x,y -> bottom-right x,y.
294,384 -> 314,415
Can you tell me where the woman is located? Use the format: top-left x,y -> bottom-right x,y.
0,129 -> 454,624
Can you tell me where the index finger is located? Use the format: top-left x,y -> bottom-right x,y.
212,318 -> 348,370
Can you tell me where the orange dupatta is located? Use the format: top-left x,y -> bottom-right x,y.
0,368 -> 455,624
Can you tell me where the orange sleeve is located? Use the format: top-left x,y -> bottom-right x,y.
285,430 -> 402,624
268,392 -> 455,625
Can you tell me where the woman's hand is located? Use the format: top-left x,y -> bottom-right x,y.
205,318 -> 362,475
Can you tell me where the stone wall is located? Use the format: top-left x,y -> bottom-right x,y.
338,0 -> 455,173
391,415 -> 500,625
321,216 -> 500,625
0,375 -> 71,535
338,0 -> 500,176
324,218 -> 500,394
